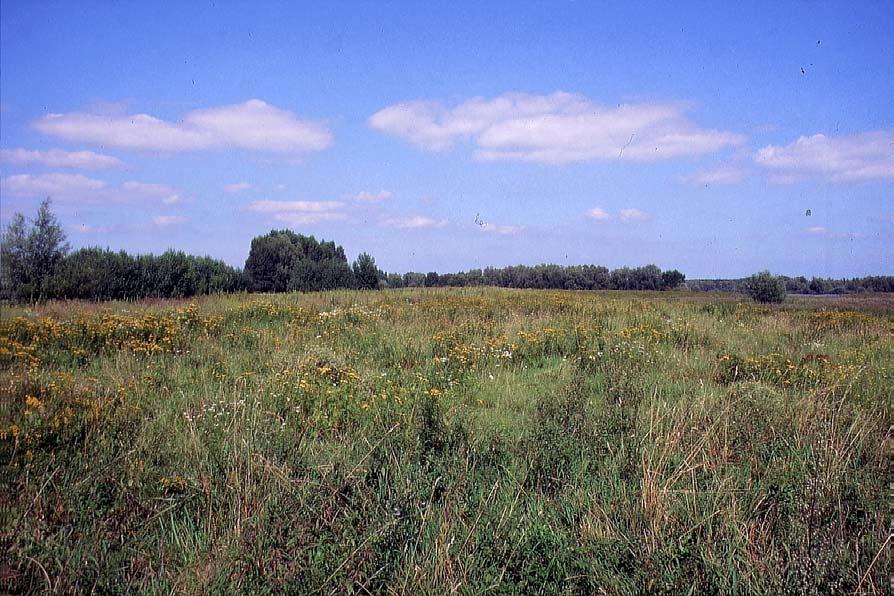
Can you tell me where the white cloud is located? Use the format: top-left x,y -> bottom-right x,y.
349,190 -> 393,202
619,208 -> 648,223
480,223 -> 524,235
273,184 -> 288,191
369,92 -> 745,164
1,172 -> 106,198
381,215 -> 448,229
152,215 -> 186,226
0,172 -> 184,204
247,199 -> 346,225
0,148 -> 124,169
272,212 -> 346,225
224,182 -> 252,193
586,207 -> 611,221
121,180 -> 182,204
248,200 -> 345,213
34,99 -> 332,153
755,131 -> 894,182
806,226 -> 828,234
680,166 -> 747,185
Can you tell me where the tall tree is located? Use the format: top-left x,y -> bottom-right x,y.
0,212 -> 30,300
28,199 -> 70,300
1,198 -> 69,302
353,252 -> 381,290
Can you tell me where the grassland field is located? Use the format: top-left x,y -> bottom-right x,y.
1,288 -> 892,594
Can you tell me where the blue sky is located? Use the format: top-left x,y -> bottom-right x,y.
1,1 -> 891,278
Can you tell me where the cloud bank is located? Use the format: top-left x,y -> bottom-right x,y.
34,99 -> 332,153
0,172 -> 182,204
247,199 -> 346,225
381,215 -> 448,229
369,92 -> 745,164
755,131 -> 894,182
479,223 -> 524,234
586,207 -> 610,221
0,148 -> 124,169
619,208 -> 648,223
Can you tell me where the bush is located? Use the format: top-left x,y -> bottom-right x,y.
743,271 -> 786,303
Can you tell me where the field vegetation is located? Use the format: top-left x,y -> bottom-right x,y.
1,288 -> 891,593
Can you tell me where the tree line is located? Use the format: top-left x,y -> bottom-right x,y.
2,200 -> 891,302
381,264 -> 686,291
0,201 -> 244,302
688,275 -> 894,295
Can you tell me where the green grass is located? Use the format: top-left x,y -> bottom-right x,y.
1,288 -> 892,594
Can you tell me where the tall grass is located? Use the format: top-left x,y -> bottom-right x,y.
2,288 -> 891,593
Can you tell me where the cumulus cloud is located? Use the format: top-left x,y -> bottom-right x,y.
755,131 -> 894,182
247,199 -> 346,225
121,181 -> 182,204
0,148 -> 124,169
680,166 -> 747,185
272,212 -> 345,224
224,182 -> 252,193
619,208 -> 648,223
479,223 -> 524,234
0,172 -> 184,204
381,215 -> 448,229
33,99 -> 332,153
349,190 -> 393,202
586,207 -> 611,221
248,200 -> 345,213
152,215 -> 186,226
1,172 -> 106,198
369,92 -> 745,164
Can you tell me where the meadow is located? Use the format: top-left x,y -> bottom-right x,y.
1,288 -> 891,594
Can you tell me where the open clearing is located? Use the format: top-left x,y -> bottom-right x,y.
2,289 -> 892,593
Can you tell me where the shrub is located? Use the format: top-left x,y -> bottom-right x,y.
743,270 -> 786,303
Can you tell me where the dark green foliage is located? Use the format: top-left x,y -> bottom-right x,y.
661,269 -> 686,289
50,248 -> 244,300
386,263 -> 686,291
0,213 -> 30,300
743,271 -> 787,303
352,252 -> 382,290
689,274 -> 894,294
1,198 -> 70,302
1,202 -> 243,302
244,229 -> 358,293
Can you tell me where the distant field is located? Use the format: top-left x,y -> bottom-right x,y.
2,289 -> 892,593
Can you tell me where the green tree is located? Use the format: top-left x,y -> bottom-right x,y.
1,198 -> 69,302
661,269 -> 686,289
244,230 -> 356,293
353,252 -> 381,289
0,213 -> 30,300
743,271 -> 786,303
